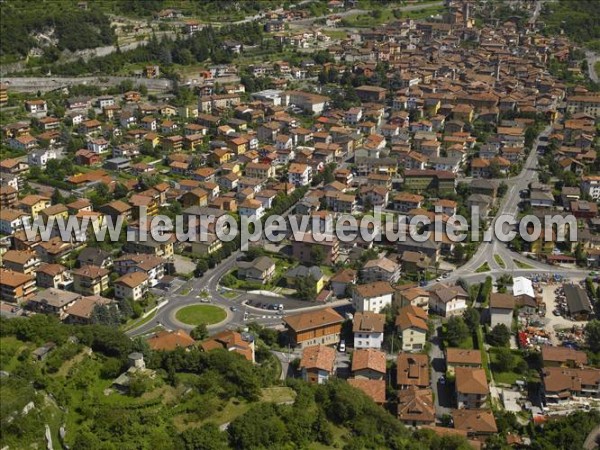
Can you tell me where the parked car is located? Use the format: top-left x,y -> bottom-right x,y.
338,340 -> 346,352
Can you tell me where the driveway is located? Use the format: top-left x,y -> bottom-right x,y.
429,321 -> 453,418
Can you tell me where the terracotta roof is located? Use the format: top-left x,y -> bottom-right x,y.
147,329 -> 195,351
446,348 -> 482,366
351,348 -> 386,374
2,250 -> 38,265
65,295 -> 112,319
353,281 -> 395,298
452,409 -> 498,434
115,272 -> 148,288
395,305 -> 428,331
397,387 -> 435,423
283,307 -> 344,332
397,353 -> 429,387
37,263 -> 67,276
352,312 -> 385,333
299,345 -> 335,372
542,366 -> 600,394
348,378 -> 386,403
455,367 -> 488,395
541,346 -> 587,366
330,268 -> 356,283
200,330 -> 254,361
71,265 -> 109,279
399,287 -> 429,301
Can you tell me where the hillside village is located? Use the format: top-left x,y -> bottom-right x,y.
1,0 -> 600,448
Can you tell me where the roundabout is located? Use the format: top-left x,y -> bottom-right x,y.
174,304 -> 227,326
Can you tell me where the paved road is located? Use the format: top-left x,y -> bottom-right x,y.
292,1 -> 444,26
433,125 -> 592,287
429,320 -> 453,418
586,51 -> 600,83
2,76 -> 172,93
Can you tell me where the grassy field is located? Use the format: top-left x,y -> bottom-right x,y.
494,254 -> 506,269
476,262 -> 491,273
513,259 -> 533,269
489,348 -> 528,386
175,305 -> 226,326
322,29 -> 349,40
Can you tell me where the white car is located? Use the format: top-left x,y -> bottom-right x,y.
338,340 -> 346,352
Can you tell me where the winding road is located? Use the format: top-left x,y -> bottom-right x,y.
127,123 -> 592,338
436,125 -> 591,287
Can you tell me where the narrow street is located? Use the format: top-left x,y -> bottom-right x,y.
428,320 -> 453,418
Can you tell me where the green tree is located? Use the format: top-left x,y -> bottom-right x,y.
463,308 -> 480,333
494,347 -> 515,372
310,246 -> 325,265
585,320 -> 600,352
181,424 -> 228,450
488,324 -> 511,347
445,316 -> 469,347
191,323 -> 208,341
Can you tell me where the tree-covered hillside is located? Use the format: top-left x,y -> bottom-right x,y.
540,0 -> 600,50
0,2 -> 115,59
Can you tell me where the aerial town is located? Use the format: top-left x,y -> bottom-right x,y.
1,0 -> 600,448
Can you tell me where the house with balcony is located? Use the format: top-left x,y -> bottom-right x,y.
0,268 -> 36,303
72,265 -> 110,296
396,305 -> 428,352
115,272 -> 149,301
352,281 -> 395,314
455,367 -> 489,409
352,312 -> 385,349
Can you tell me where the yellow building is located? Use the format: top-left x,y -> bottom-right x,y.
72,265 -> 110,296
19,195 -> 51,219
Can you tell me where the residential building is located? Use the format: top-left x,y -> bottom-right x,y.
397,287 -> 430,312
352,312 -> 385,349
455,367 -> 489,409
445,348 -> 482,376
352,281 -> 395,314
329,268 -> 357,298
0,209 -> 31,235
28,288 -> 81,320
0,269 -> 36,303
348,378 -> 386,404
2,250 -> 41,275
114,272 -> 149,301
36,263 -> 72,289
452,409 -> 498,439
283,307 -> 344,348
428,283 -> 468,316
237,256 -> 276,284
147,330 -> 196,351
288,162 -> 312,187
200,330 -> 255,362
396,353 -> 429,389
396,305 -> 428,352
397,388 -> 435,427
541,346 -> 587,368
291,232 -> 339,266
65,295 -> 113,324
71,265 -> 110,296
489,293 -> 515,328
361,257 -> 401,283
351,348 -> 386,380
300,345 -> 336,384
542,367 -> 600,402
